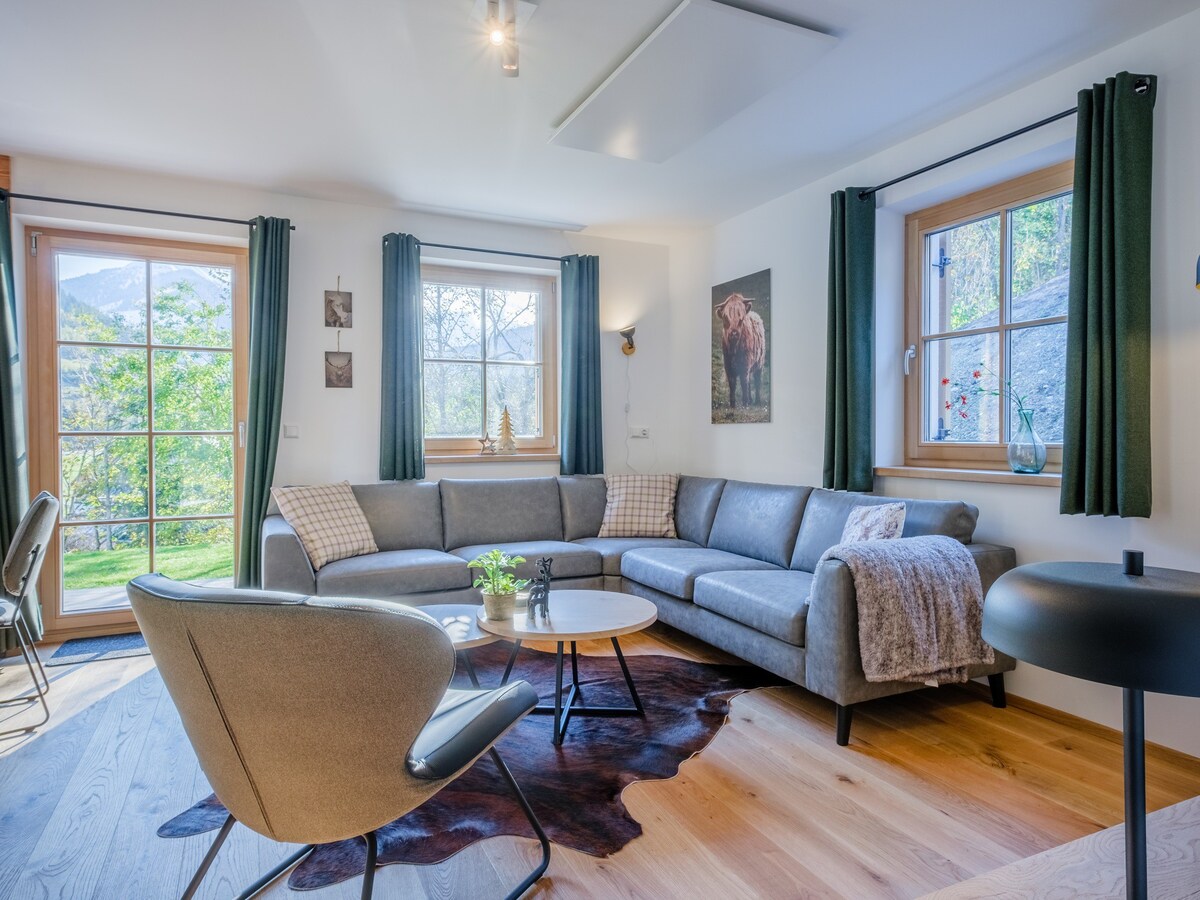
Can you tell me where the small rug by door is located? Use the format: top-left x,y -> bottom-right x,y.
158,642 -> 782,891
47,632 -> 149,667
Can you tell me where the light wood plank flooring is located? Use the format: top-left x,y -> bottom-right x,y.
2,625 -> 1199,899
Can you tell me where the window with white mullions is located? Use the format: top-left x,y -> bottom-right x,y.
421,265 -> 557,453
904,161 -> 1073,470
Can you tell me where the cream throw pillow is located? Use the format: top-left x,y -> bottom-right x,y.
271,481 -> 379,571
599,474 -> 679,538
841,502 -> 906,543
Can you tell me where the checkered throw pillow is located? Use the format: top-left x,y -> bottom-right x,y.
841,502 -> 906,543
599,474 -> 679,538
271,481 -> 379,571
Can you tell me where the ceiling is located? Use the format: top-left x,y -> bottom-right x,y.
2,0 -> 1197,230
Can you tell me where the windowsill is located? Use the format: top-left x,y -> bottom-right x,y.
875,465 -> 1061,487
425,451 -> 561,464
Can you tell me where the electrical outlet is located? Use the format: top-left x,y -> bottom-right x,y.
283,425 -> 300,439
628,426 -> 650,439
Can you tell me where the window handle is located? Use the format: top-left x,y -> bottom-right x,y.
238,421 -> 246,449
903,345 -> 916,376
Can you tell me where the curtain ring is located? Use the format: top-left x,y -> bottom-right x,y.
1133,77 -> 1151,95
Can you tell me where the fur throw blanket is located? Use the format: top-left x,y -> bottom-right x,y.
818,535 -> 994,685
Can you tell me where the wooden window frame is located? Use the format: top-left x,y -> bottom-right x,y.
420,264 -> 559,458
25,228 -> 248,640
903,161 -> 1073,471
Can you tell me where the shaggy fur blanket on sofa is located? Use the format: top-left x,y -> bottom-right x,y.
821,535 -> 994,685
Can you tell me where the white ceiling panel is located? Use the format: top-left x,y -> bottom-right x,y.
550,0 -> 835,162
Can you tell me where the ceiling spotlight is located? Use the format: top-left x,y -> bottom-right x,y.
500,0 -> 519,76
486,0 -> 504,44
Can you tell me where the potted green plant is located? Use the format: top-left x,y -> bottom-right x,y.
468,549 -> 529,621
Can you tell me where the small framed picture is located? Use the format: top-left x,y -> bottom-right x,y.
325,351 -> 353,388
324,291 -> 353,328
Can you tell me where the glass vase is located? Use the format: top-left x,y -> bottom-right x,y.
1008,408 -> 1047,474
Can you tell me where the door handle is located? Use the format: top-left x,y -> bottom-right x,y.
903,345 -> 917,376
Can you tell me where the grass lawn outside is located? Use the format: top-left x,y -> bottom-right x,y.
63,541 -> 234,589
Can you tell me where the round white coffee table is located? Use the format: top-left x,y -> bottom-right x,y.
477,590 -> 657,745
418,603 -> 498,687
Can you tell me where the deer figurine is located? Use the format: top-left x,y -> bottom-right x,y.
527,557 -> 553,623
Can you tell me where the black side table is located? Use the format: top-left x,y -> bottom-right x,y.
983,556 -> 1200,900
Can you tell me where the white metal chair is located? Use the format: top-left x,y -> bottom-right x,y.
0,491 -> 59,737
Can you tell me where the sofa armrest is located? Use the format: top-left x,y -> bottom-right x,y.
803,542 -> 1018,706
261,514 -> 316,595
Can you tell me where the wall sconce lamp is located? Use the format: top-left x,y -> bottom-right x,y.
619,326 -> 636,356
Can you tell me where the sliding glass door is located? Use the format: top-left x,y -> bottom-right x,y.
27,230 -> 248,637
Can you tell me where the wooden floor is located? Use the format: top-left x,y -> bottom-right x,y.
925,796 -> 1200,899
2,625 -> 1199,899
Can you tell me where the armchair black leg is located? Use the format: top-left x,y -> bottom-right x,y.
987,673 -> 1007,708
835,704 -> 854,746
490,747 -> 551,900
182,814 -> 235,900
233,843 -> 314,900
360,831 -> 378,900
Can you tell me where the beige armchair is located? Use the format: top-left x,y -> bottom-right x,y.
127,574 -> 549,900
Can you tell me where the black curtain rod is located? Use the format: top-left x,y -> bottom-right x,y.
0,189 -> 296,230
418,240 -> 564,263
858,106 -> 1078,200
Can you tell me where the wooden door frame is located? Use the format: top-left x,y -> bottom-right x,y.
24,228 -> 248,641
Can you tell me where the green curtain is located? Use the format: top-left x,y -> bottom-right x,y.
0,191 -> 37,648
560,254 -> 603,475
823,188 -> 876,492
380,233 -> 425,481
236,217 -> 291,588
1060,72 -> 1157,518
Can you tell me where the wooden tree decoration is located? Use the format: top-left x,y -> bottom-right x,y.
496,405 -> 518,454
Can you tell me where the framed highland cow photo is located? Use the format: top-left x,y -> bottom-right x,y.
712,269 -> 771,424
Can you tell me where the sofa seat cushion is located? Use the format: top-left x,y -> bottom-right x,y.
573,537 -> 701,576
450,541 -> 602,580
693,570 -> 814,646
316,549 -> 470,597
620,548 -> 781,600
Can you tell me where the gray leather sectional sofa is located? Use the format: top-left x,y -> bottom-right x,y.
261,475 -> 1016,744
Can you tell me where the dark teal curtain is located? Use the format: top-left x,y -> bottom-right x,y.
0,191 -> 37,648
1061,72 -> 1156,518
823,188 -> 876,492
560,254 -> 603,475
236,217 -> 291,588
380,233 -> 424,481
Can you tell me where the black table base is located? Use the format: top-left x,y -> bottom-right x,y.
1124,687 -> 1147,900
501,637 -> 645,745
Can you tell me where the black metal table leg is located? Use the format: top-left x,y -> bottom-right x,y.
528,635 -> 644,742
500,640 -> 522,686
1124,687 -> 1147,900
461,651 -> 480,688
611,636 -> 644,714
553,642 -> 564,746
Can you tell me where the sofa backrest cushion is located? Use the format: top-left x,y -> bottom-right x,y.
440,477 -> 564,549
706,480 -> 813,567
790,489 -> 980,572
558,475 -> 608,541
675,476 -> 726,546
351,482 -> 445,552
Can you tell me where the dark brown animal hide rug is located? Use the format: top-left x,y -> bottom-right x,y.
157,641 -> 782,891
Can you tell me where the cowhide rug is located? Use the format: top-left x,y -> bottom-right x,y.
158,642 -> 782,891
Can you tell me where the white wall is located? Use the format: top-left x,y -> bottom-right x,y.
8,155 -> 679,490
673,9 -> 1200,754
